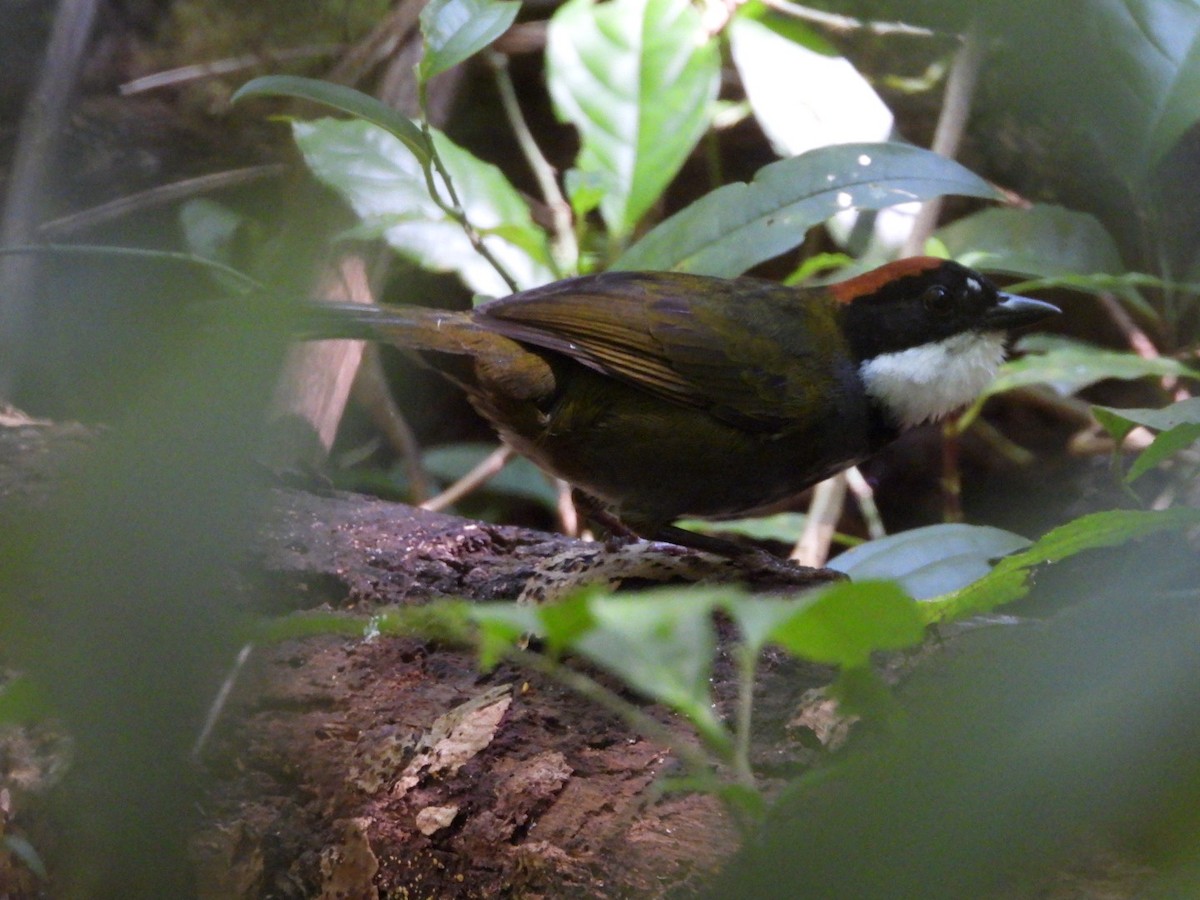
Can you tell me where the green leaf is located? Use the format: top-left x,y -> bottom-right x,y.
570,588 -> 729,749
470,603 -> 543,668
421,442 -> 559,510
923,507 -> 1200,623
977,1 -> 1200,185
986,335 -> 1200,400
419,0 -> 522,80
546,0 -> 720,239
761,581 -> 925,668
728,3 -> 892,157
1094,397 -> 1200,433
292,118 -> 554,293
935,204 -> 1125,280
997,507 -> 1200,572
233,75 -> 430,167
1092,406 -> 1140,445
1094,398 -> 1200,482
674,513 -> 814,545
615,142 -> 999,276
828,524 -> 1031,601
1127,423 -> 1200,482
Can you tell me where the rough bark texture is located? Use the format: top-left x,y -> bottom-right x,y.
196,490 -> 836,898
0,417 -> 837,898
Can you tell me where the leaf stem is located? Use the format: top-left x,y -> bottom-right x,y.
417,80 -> 521,293
486,51 -> 578,276
508,646 -> 728,778
731,644 -> 758,789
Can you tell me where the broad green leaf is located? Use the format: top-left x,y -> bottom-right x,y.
986,335 -> 1200,399
923,506 -> 1200,623
729,3 -> 892,157
546,0 -> 719,239
419,0 -> 522,80
763,581 -> 924,668
829,524 -> 1031,601
421,442 -> 559,510
571,589 -> 729,749
935,204 -> 1125,280
720,594 -> 820,657
233,75 -> 430,166
615,142 -> 999,276
292,118 -> 554,294
974,1 -> 1200,185
995,507 -> 1200,572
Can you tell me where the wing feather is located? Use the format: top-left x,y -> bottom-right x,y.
475,271 -> 847,431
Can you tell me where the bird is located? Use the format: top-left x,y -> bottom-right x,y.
305,257 -> 1059,568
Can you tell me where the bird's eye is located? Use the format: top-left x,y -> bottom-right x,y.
922,285 -> 954,315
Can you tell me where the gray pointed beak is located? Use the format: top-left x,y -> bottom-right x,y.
985,293 -> 1061,330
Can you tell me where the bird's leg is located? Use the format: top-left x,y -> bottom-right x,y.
569,489 -> 641,549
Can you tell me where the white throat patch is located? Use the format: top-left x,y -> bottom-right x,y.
859,331 -> 1007,429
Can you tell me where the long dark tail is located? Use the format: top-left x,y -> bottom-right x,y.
298,301 -> 487,354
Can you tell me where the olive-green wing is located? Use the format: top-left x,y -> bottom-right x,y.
476,271 -> 844,432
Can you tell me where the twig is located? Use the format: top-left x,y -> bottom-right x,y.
555,479 -> 580,537
0,0 -> 100,395
486,50 -> 577,275
900,20 -> 985,257
120,44 -> 343,95
192,643 -> 254,761
0,243 -> 263,293
844,465 -> 886,540
792,473 -> 847,566
759,0 -> 936,36
38,165 -> 287,238
421,445 -> 514,512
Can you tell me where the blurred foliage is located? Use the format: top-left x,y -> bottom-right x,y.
4,0 -> 1200,894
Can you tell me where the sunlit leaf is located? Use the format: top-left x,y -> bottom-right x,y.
729,2 -> 892,157
419,0 -> 522,80
829,524 -> 1031,601
615,142 -> 998,276
292,118 -> 553,293
546,0 -> 719,239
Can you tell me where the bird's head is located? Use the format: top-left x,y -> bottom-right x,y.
832,257 -> 1060,429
